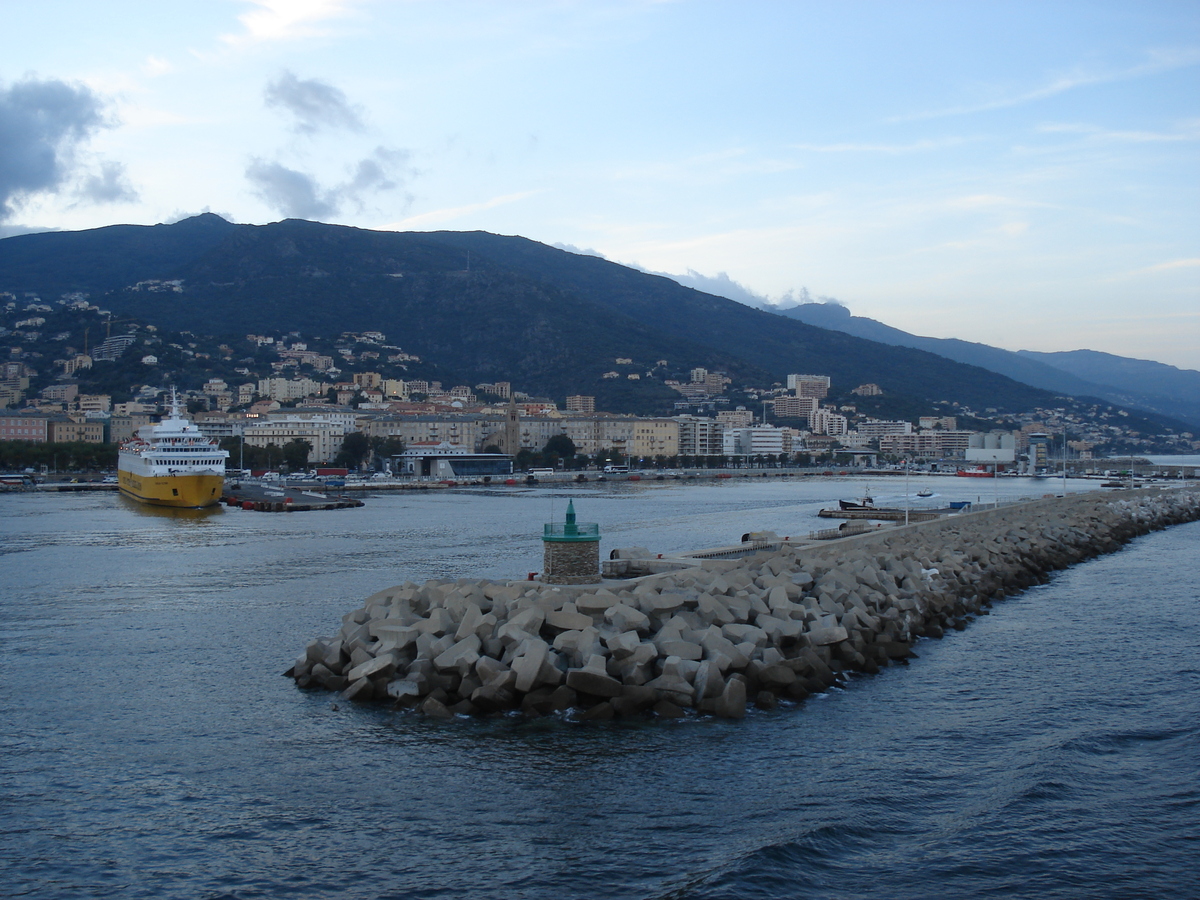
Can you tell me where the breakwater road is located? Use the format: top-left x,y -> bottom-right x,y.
289,487 -> 1200,720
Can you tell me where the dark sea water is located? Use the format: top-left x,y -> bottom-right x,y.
2,479 -> 1197,899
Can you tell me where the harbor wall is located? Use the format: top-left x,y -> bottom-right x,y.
289,487 -> 1200,720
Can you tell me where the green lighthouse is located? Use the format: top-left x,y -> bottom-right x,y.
542,500 -> 601,584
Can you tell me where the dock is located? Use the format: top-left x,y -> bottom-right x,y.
221,481 -> 364,512
818,506 -> 946,522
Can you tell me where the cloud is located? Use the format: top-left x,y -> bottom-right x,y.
1132,257 -> 1200,275
1036,120 -> 1200,144
552,243 -> 607,259
386,190 -> 542,229
265,70 -> 363,133
347,147 -> 406,192
661,269 -> 769,306
793,137 -> 972,154
246,147 -> 411,219
0,77 -> 111,220
638,266 -> 841,311
246,159 -> 337,219
891,49 -> 1200,122
224,0 -> 357,46
77,161 -> 138,204
0,223 -> 59,239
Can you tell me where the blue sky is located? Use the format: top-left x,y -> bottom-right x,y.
3,0 -> 1198,369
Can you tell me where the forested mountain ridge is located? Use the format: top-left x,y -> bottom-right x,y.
1,215 -> 1082,416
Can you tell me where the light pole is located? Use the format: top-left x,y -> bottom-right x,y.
904,457 -> 910,526
1061,428 -> 1068,495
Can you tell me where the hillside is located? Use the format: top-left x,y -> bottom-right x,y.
775,302 -> 1200,428
2,216 -> 1066,415
1017,349 -> 1200,426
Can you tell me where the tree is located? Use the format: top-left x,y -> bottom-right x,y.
281,438 -> 313,471
335,431 -> 370,470
515,448 -> 537,471
543,434 -> 576,458
542,433 -> 577,470
369,435 -> 406,470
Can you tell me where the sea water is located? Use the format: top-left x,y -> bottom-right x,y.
1,477 -> 1197,899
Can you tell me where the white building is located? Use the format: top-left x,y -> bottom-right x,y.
810,407 -> 848,436
787,374 -> 831,399
857,419 -> 913,438
257,376 -> 324,403
243,419 -> 348,463
675,415 -> 724,457
723,425 -> 786,458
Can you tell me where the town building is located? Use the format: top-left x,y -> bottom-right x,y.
626,418 -> 679,460
257,376 -> 324,403
771,396 -> 819,422
723,425 -> 785,459
565,395 -> 595,414
48,415 -> 104,443
675,415 -> 724,457
716,409 -> 755,429
243,419 -> 346,464
810,407 -> 848,436
857,419 -> 913,439
0,412 -> 49,442
878,430 -> 975,457
787,374 -> 831,399
109,414 -> 155,444
393,442 -> 513,479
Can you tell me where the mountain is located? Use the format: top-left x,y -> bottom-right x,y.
0,215 -> 1074,416
0,213 -> 238,297
774,303 -> 1200,429
1017,350 -> 1200,426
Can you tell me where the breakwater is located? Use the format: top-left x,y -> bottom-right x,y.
289,487 -> 1200,719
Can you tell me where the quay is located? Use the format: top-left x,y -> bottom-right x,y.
34,481 -> 119,493
222,481 -> 364,512
817,506 -> 946,522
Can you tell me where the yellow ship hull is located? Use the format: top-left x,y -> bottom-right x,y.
118,470 -> 224,508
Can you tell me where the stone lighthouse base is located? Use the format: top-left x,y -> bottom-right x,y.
542,540 -> 601,584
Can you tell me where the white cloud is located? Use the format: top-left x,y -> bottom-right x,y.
1036,120 -> 1200,144
142,56 -> 174,77
385,191 -> 542,230
891,49 -> 1200,122
792,137 -> 973,154
223,0 -> 359,47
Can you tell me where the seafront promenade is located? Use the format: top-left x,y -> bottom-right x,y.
291,486 -> 1200,719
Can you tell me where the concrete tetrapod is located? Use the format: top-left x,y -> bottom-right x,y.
288,488 -> 1200,721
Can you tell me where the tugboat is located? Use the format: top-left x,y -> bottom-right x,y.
117,391 -> 228,508
838,495 -> 876,511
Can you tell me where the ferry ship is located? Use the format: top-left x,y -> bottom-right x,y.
118,393 -> 228,508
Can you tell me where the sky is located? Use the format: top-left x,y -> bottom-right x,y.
2,0 -> 1198,370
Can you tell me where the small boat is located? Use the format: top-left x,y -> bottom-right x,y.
955,467 -> 994,478
916,489 -> 934,498
838,496 -> 875,510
